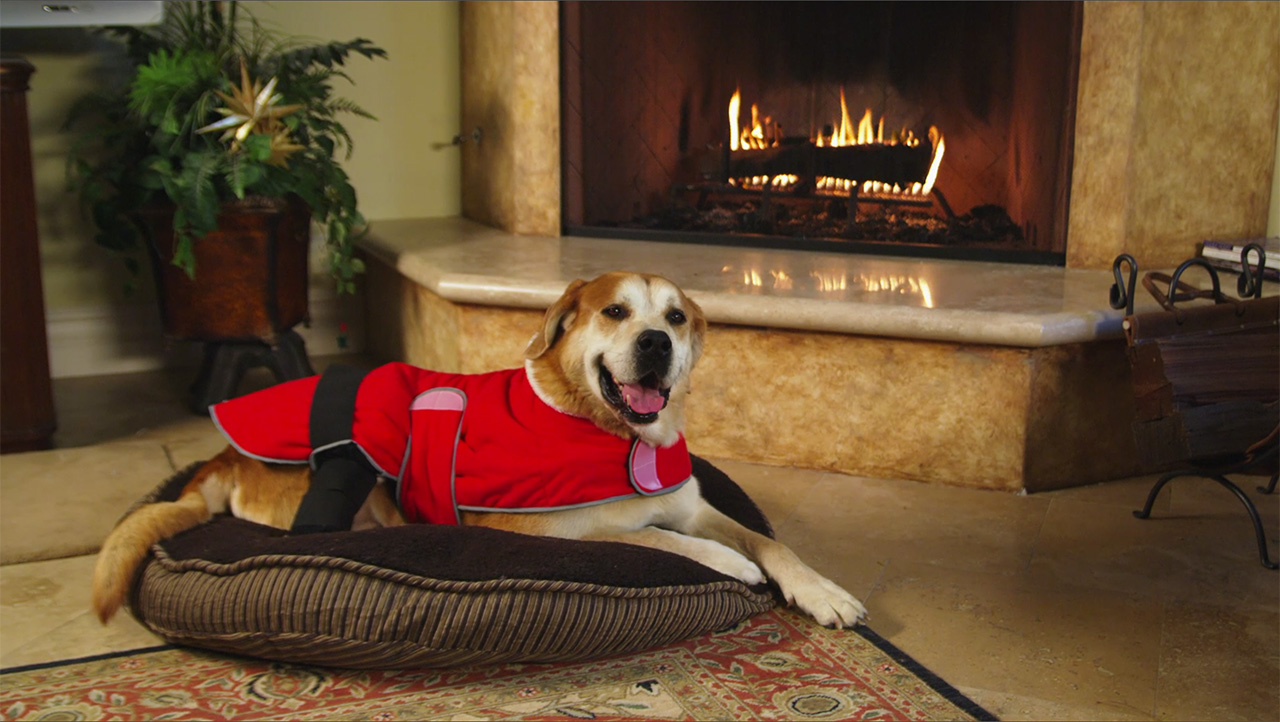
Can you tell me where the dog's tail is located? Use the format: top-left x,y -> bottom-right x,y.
91,449 -> 236,624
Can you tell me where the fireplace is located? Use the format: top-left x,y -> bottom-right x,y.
561,1 -> 1082,264
458,2 -> 1277,272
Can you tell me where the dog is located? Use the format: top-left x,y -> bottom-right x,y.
91,272 -> 866,629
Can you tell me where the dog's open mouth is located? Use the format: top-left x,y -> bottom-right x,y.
598,362 -> 670,424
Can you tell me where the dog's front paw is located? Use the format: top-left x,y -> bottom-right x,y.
700,544 -> 765,586
782,573 -> 867,628
678,536 -> 764,585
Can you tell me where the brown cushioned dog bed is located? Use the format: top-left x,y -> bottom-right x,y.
123,455 -> 778,668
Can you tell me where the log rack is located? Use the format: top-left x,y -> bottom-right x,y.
1111,246 -> 1279,569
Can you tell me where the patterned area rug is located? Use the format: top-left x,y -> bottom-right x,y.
0,609 -> 995,721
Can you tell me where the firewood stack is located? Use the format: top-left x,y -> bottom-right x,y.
1121,257 -> 1279,469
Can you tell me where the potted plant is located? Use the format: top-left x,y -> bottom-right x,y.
65,1 -> 385,407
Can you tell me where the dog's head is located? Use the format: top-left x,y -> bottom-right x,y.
525,272 -> 706,447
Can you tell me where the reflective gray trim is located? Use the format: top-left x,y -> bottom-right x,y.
209,405 -> 307,466
395,436 -> 412,495
307,439 -> 395,479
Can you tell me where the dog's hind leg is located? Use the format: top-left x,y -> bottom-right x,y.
351,482 -> 406,531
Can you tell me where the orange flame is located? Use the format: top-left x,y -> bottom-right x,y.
838,88 -> 854,146
730,88 -> 777,150
857,109 -> 873,144
921,126 -> 945,195
729,88 -> 741,152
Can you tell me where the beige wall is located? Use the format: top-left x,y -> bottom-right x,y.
1066,0 -> 1280,269
459,1 -> 560,236
1272,109 -> 1280,237
252,1 -> 461,223
9,0 -> 460,313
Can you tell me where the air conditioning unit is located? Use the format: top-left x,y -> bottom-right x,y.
0,1 -> 163,28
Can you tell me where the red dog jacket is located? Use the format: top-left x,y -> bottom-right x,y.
210,363 -> 693,525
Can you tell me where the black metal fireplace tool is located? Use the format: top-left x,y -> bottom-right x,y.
1110,244 -> 1278,569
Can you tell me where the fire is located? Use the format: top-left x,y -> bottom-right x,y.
729,174 -> 799,191
729,88 -> 778,150
727,87 -> 946,199
729,89 -> 741,151
921,125 -> 945,195
821,88 -> 919,149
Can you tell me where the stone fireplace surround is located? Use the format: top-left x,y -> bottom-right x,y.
360,1 -> 1278,493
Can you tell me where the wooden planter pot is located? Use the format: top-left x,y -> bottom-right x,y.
139,195 -> 316,412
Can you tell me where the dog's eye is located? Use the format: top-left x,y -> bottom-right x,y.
666,309 -> 687,326
602,304 -> 629,320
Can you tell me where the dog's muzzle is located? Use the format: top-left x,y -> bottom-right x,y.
598,329 -> 673,425
634,329 -> 672,379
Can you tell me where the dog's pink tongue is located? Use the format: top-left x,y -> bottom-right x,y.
622,383 -> 666,414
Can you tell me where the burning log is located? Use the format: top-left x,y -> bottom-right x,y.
727,143 -> 815,185
726,143 -> 933,189
815,144 -> 933,187
724,88 -> 945,199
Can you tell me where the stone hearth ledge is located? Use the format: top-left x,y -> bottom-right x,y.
359,217 -> 1148,348
358,217 -> 1265,492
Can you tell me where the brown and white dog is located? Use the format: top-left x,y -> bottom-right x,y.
91,272 -> 866,628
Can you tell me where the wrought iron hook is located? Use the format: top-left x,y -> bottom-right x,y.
1109,254 -> 1138,316
1166,257 -> 1224,306
1238,242 -> 1266,300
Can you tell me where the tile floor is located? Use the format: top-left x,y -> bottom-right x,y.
1,361 -> 1277,721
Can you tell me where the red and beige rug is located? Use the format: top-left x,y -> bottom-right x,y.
1,609 -> 994,721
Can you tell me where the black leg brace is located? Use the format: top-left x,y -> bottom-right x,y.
289,364 -> 379,534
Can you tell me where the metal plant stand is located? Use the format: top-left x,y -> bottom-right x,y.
188,330 -> 314,415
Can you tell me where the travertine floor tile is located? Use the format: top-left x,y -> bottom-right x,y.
1156,600 -> 1280,722
866,560 -> 1161,718
0,440 -> 175,565
778,472 -> 1052,577
1028,496 -> 1279,610
958,686 -> 1152,722
701,457 -> 826,527
1038,473 -> 1173,513
0,555 -> 161,669
1166,471 -> 1279,525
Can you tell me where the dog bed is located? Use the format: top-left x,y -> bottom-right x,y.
122,456 -> 778,669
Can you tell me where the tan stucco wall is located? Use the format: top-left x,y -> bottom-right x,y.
1067,1 -> 1280,269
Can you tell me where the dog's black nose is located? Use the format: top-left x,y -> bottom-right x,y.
636,329 -> 672,359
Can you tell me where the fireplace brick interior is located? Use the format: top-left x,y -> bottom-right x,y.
562,0 -> 1081,261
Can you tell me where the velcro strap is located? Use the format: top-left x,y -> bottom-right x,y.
309,364 -> 369,451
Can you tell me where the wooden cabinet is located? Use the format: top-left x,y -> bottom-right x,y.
2,57 -> 56,452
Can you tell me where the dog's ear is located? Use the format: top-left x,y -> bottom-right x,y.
684,293 -> 708,368
526,279 -> 587,359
